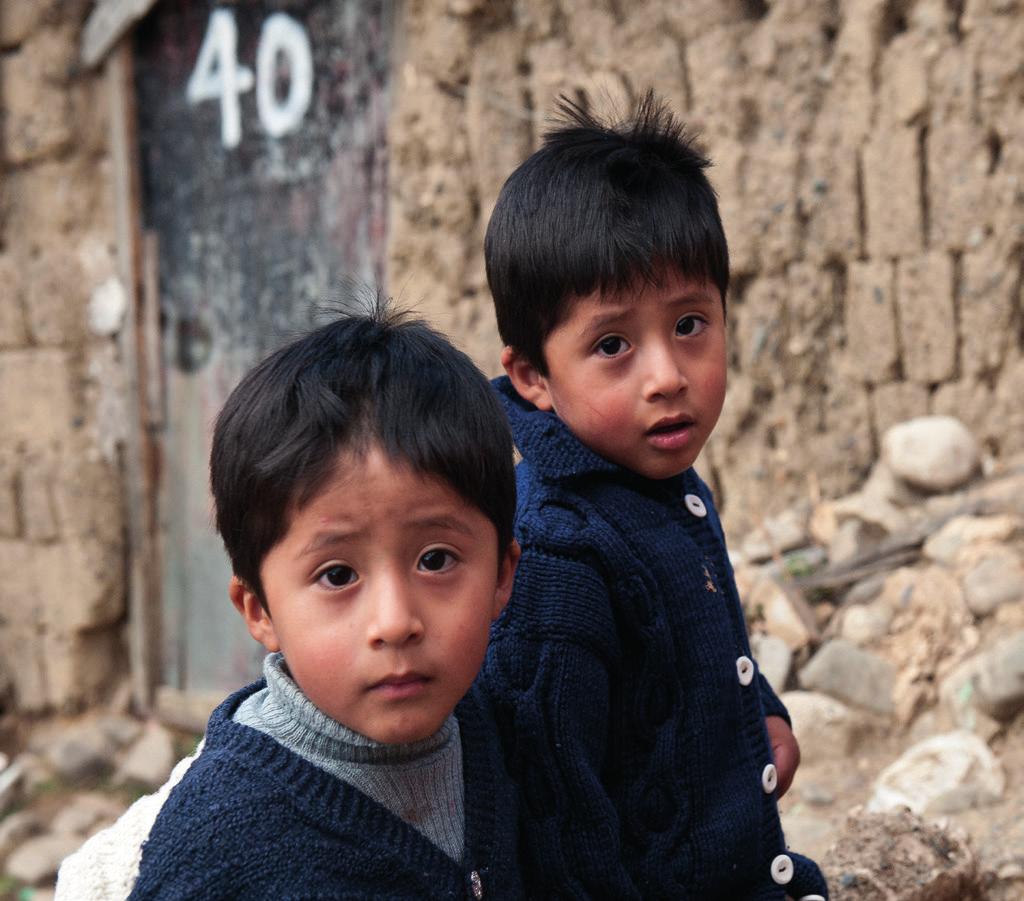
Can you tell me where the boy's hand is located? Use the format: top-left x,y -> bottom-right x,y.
765,716 -> 800,798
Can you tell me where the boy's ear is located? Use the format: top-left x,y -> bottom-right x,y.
492,539 -> 521,619
229,576 -> 281,652
501,346 -> 555,412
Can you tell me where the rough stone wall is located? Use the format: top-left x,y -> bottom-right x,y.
0,1 -> 128,712
387,0 -> 1024,534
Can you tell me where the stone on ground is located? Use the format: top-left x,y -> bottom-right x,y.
962,548 -> 1024,617
44,722 -> 116,783
780,691 -> 870,763
5,833 -> 82,885
780,810 -> 836,862
923,514 -> 1021,566
840,601 -> 892,646
822,807 -> 985,900
882,416 -> 980,493
972,631 -> 1024,720
868,731 -> 1005,815
50,793 -> 125,837
739,507 -> 809,563
749,632 -> 792,694
0,810 -> 42,858
799,639 -> 896,715
747,575 -> 819,650
115,721 -> 176,788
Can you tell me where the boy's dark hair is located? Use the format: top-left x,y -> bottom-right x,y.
210,300 -> 515,607
485,90 -> 729,372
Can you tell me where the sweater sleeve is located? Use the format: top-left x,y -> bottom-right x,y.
757,671 -> 791,725
483,548 -> 644,901
55,746 -> 201,901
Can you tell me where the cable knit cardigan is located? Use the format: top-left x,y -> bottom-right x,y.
483,377 -> 828,901
127,681 -> 521,901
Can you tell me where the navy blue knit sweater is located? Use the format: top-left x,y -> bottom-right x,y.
129,681 -> 521,900
483,377 -> 828,901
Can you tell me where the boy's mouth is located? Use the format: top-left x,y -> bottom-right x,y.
646,415 -> 693,436
646,416 -> 695,449
370,672 -> 431,700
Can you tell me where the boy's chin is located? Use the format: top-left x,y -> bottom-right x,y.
620,451 -> 699,481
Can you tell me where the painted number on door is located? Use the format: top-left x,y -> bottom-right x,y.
186,9 -> 313,149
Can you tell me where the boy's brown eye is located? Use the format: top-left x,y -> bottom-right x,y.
597,336 -> 626,356
419,549 -> 454,572
320,565 -> 356,588
676,316 -> 705,337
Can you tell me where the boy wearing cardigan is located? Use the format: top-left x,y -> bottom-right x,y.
481,94 -> 829,900
62,306 -> 522,900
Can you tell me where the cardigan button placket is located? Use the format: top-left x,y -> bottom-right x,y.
736,655 -> 754,686
683,493 -> 707,517
770,853 -> 794,885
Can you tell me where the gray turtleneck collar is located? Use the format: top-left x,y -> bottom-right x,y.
234,652 -> 465,861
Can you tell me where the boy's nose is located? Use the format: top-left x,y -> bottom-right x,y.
642,345 -> 688,400
367,582 -> 425,648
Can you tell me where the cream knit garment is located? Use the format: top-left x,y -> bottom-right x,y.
55,744 -> 201,901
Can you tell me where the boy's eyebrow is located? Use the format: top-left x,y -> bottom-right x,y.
672,290 -> 720,309
299,528 -> 365,557
407,514 -> 476,538
579,305 -> 633,338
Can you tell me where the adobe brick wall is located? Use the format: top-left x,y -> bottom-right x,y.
0,0 -> 127,712
387,0 -> 1024,529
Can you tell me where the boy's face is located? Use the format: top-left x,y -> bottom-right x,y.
505,267 -> 727,480
231,446 -> 518,744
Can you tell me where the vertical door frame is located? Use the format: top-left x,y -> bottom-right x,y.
107,37 -> 164,716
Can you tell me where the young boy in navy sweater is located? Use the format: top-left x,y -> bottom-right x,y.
122,307 -> 522,899
481,94 -> 829,900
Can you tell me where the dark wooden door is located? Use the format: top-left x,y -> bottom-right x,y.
134,0 -> 392,697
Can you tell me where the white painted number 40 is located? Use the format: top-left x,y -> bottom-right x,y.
187,9 -> 313,149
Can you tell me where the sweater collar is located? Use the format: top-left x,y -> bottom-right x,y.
493,375 -> 691,494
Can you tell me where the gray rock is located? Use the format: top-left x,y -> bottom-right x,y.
748,575 -> 819,650
839,601 -> 892,646
739,507 -> 810,563
750,633 -> 792,693
780,811 -> 836,862
780,690 -> 871,763
51,793 -> 126,836
940,658 -> 1005,738
115,721 -> 175,789
842,574 -> 886,607
0,755 -> 25,812
5,834 -> 82,886
882,415 -> 980,493
923,514 -> 1022,566
973,631 -> 1024,720
0,810 -> 43,858
828,517 -> 888,566
799,782 -> 836,807
98,714 -> 143,749
44,723 -> 116,783
963,549 -> 1024,617
798,639 -> 896,715
868,731 -> 1005,815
